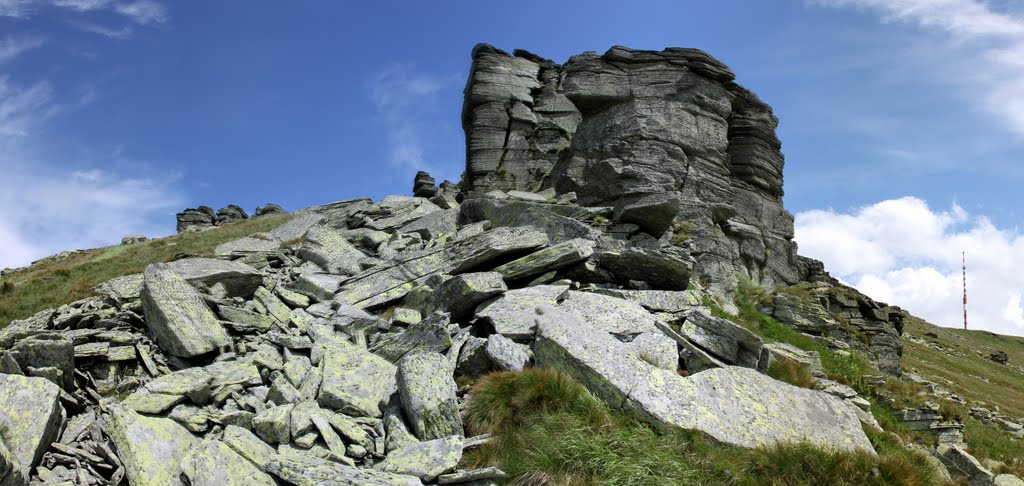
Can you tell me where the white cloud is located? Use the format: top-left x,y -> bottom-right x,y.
73,21 -> 133,39
113,0 -> 165,25
796,196 -> 1024,336
0,71 -> 183,270
0,75 -> 54,137
369,64 -> 453,174
0,0 -> 34,17
52,0 -> 111,11
814,0 -> 1024,137
0,35 -> 45,63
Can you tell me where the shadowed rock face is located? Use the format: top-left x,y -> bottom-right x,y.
462,44 -> 799,292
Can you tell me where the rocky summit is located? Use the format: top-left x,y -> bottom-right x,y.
0,44 -> 1011,486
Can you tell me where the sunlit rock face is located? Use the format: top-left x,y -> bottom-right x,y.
461,44 -> 799,293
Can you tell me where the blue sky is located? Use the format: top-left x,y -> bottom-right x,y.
3,0 -> 1024,336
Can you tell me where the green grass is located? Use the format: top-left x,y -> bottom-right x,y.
766,358 -> 816,389
463,369 -> 948,486
709,279 -> 874,389
0,214 -> 292,327
963,417 -> 1024,476
902,315 -> 1024,421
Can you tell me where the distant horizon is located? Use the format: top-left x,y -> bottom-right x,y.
2,0 -> 1024,337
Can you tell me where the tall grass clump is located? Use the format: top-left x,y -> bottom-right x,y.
463,369 -> 948,486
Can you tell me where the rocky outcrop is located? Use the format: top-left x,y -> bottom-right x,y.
176,203 -> 290,233
176,206 -> 216,233
462,44 -> 800,296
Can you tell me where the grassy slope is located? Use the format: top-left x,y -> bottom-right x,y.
0,214 -> 292,326
902,315 -> 1024,419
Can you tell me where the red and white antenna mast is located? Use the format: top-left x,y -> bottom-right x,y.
962,251 -> 968,330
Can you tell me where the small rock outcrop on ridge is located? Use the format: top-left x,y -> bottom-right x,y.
1,44 -> 1006,486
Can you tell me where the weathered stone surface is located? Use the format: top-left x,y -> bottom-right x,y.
533,305 -> 874,452
336,227 -> 547,308
492,238 -> 595,281
176,206 -> 215,233
677,310 -> 763,369
107,402 -> 198,486
319,342 -> 397,418
761,342 -> 823,375
596,247 -> 692,290
218,305 -> 275,332
166,257 -> 263,298
413,171 -> 438,198
295,272 -> 346,301
404,273 -> 507,320
762,285 -> 905,376
380,436 -> 462,481
557,290 -> 659,337
485,334 -> 532,372
626,331 -> 678,370
397,353 -> 462,440
254,404 -> 294,445
267,455 -> 423,486
590,288 -> 703,313
255,203 -> 287,217
141,263 -> 230,357
8,334 -> 74,390
0,374 -> 64,484
461,45 -> 800,295
937,444 -> 994,486
300,225 -> 366,275
459,198 -> 602,244
995,474 -> 1024,486
400,208 -> 459,242
371,313 -> 452,363
475,284 -> 569,340
612,193 -> 681,237
222,425 -> 276,472
216,204 -> 249,225
182,439 -> 276,486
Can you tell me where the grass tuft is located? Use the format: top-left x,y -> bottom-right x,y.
1,214 -> 292,327
963,417 -> 1024,476
464,369 -> 948,486
766,358 -> 816,389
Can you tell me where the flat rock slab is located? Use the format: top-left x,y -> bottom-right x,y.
336,227 -> 548,308
182,439 -> 276,486
485,334 -> 532,372
299,225 -> 365,275
215,236 -> 281,255
380,435 -> 463,481
475,284 -> 570,341
397,353 -> 463,441
678,310 -> 763,369
267,455 -> 423,486
533,305 -> 875,453
318,343 -> 397,418
0,374 -> 64,484
404,273 -> 507,320
107,402 -> 199,486
141,263 -> 230,358
492,238 -> 595,281
556,290 -> 660,337
590,288 -> 703,313
166,257 -> 263,298
269,213 -> 324,241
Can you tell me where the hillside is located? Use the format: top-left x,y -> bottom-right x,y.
0,44 -> 1021,486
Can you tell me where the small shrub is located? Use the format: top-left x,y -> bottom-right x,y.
767,358 -> 816,389
0,280 -> 13,294
592,215 -> 609,226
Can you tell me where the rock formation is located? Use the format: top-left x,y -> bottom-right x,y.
176,204 -> 290,233
0,44 -> 991,486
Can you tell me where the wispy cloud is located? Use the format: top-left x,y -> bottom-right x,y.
0,34 -> 45,64
796,196 -> 1024,337
0,76 -> 54,137
814,0 -> 1024,137
0,76 -> 183,269
369,64 -> 456,175
73,21 -> 133,39
2,0 -> 168,37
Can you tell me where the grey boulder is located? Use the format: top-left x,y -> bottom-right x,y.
397,353 -> 463,441
0,374 -> 64,486
140,263 -> 230,358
